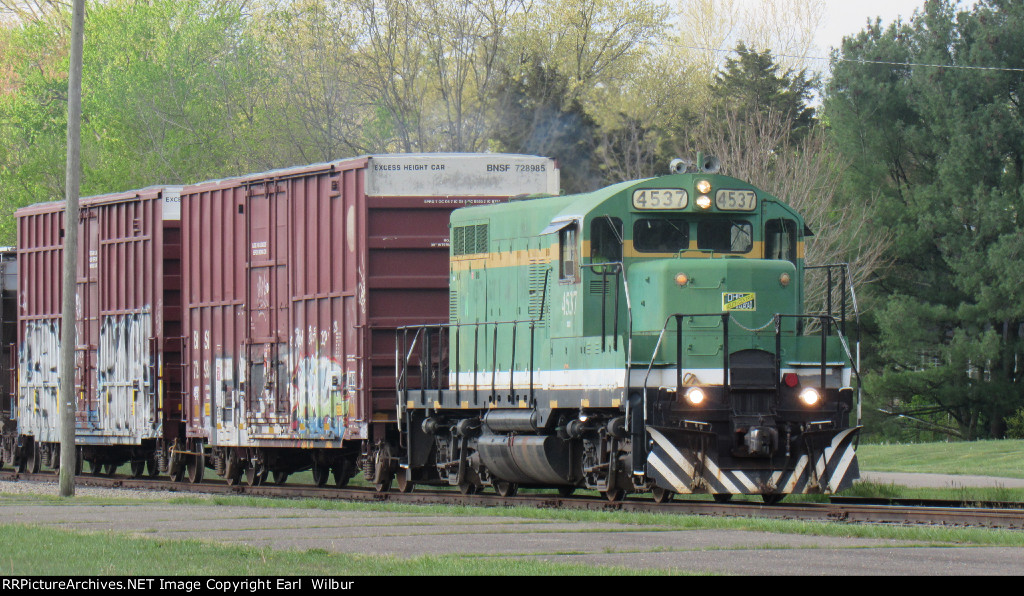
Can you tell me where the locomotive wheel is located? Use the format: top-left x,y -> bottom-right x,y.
494,480 -> 518,498
557,486 -> 575,498
272,470 -> 289,486
761,494 -> 785,505
395,471 -> 414,494
186,452 -> 205,484
311,462 -> 329,487
651,487 -> 673,504
713,494 -> 733,504
602,488 -> 625,502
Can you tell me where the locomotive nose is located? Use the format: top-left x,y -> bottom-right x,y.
627,257 -> 798,336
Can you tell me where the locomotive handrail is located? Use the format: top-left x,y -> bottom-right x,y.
639,312 -> 863,427
803,263 -> 862,424
640,313 -> 731,431
397,263 -> 636,415
581,260 -> 633,408
396,317 -> 545,412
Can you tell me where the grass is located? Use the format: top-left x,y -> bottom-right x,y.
4,439 -> 1024,575
857,439 -> 1024,478
0,524 -> 677,576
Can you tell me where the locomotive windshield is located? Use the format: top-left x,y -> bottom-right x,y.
696,219 -> 752,253
633,218 -> 688,253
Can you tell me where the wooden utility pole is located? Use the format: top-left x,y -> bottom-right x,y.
59,0 -> 86,497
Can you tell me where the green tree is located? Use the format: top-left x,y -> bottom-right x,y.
711,42 -> 818,141
825,0 -> 1024,439
0,0 -> 275,244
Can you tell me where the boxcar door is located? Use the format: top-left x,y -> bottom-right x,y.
80,208 -> 99,432
245,180 -> 290,434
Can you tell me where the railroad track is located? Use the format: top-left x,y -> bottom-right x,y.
3,471 -> 1023,530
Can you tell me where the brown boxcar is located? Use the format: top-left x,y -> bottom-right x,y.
178,154 -> 558,486
13,187 -> 183,475
0,248 -> 16,470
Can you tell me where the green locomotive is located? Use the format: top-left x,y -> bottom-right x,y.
389,157 -> 861,502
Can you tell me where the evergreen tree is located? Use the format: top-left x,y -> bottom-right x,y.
711,42 -> 818,141
825,0 -> 1024,439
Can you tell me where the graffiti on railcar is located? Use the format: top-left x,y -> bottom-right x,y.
97,313 -> 154,434
17,320 -> 60,441
289,324 -> 350,439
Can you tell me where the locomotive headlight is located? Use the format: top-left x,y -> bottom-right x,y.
799,387 -> 821,406
696,195 -> 712,209
685,387 -> 706,406
675,272 -> 689,286
779,273 -> 791,287
696,179 -> 712,194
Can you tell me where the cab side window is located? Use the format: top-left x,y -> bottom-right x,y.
765,219 -> 797,264
590,217 -> 623,263
559,223 -> 579,282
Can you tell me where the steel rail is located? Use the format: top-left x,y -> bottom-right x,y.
3,471 -> 1023,530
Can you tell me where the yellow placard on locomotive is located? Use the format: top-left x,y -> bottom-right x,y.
723,292 -> 756,311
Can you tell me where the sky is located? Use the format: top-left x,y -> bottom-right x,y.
815,0 -> 976,55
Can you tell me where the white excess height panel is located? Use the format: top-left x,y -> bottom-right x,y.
365,154 -> 559,197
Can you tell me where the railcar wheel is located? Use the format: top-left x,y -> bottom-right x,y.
602,488 -> 625,502
311,462 -> 330,487
458,481 -> 478,495
186,452 -> 205,484
557,486 -> 575,498
373,476 -> 392,493
494,480 -> 518,498
371,442 -> 393,493
761,494 -> 785,505
146,457 -> 159,478
273,470 -> 289,485
333,459 -> 352,489
25,443 -> 40,474
88,460 -> 104,476
395,471 -> 414,494
245,466 -> 266,487
651,487 -> 673,504
713,494 -> 733,503
223,450 -> 243,485
131,460 -> 145,478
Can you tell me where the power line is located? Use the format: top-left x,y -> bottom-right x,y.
668,42 -> 1024,73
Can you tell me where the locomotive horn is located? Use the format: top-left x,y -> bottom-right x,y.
669,158 -> 690,174
701,155 -> 721,174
